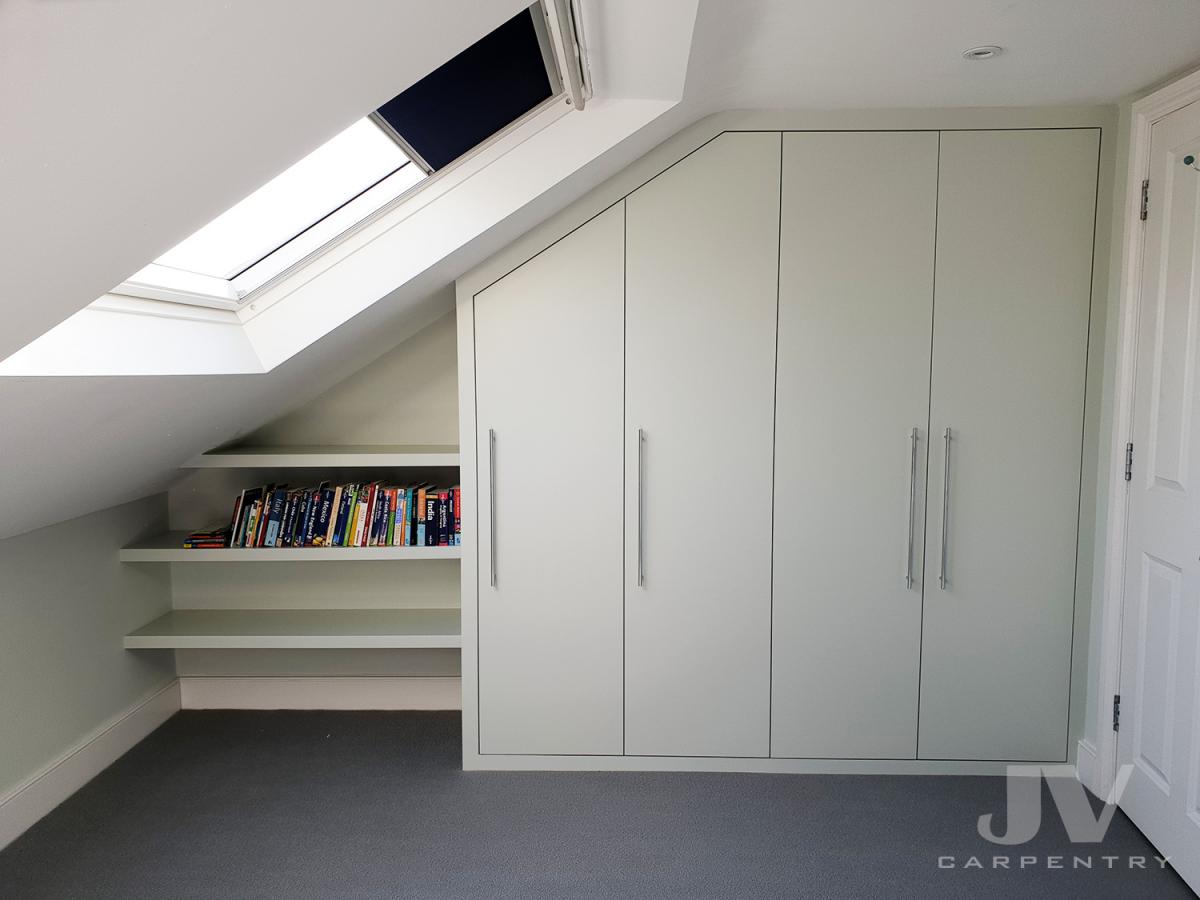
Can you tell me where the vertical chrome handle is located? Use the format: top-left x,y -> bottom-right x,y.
939,427 -> 951,590
488,428 -> 497,588
906,427 -> 918,589
637,428 -> 645,587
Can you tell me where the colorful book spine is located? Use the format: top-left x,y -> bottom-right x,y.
296,490 -> 314,547
452,486 -> 461,546
263,488 -> 287,547
350,484 -> 370,547
437,489 -> 449,546
368,489 -> 383,547
278,492 -> 297,547
424,491 -> 438,547
214,481 -> 460,551
324,486 -> 343,546
332,486 -> 353,547
406,487 -> 417,545
377,489 -> 392,547
312,488 -> 334,546
243,500 -> 260,548
415,487 -> 427,546
384,488 -> 397,546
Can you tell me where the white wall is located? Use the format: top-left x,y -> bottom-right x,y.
243,310 -> 459,447
0,495 -> 174,798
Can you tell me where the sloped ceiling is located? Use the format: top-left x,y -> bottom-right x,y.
0,0 -> 528,364
3,0 -> 1200,540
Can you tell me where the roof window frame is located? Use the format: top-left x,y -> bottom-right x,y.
106,0 -> 586,315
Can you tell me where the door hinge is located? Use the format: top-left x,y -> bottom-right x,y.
1141,179 -> 1150,221
1113,694 -> 1121,732
1125,442 -> 1134,482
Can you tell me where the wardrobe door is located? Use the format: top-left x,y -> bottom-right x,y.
624,131 -> 780,757
772,131 -> 938,759
920,129 -> 1098,761
474,203 -> 624,756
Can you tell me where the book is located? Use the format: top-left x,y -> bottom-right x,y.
371,489 -> 390,547
245,499 -> 261,548
396,490 -> 409,546
232,487 -> 262,547
364,483 -> 380,546
406,487 -> 417,546
289,489 -> 308,546
332,485 -> 355,547
324,486 -> 343,546
250,483 -> 275,547
278,491 -> 297,547
415,486 -> 427,546
302,486 -> 324,547
294,490 -> 313,547
312,487 -> 335,546
389,489 -> 401,546
437,489 -> 449,546
381,488 -> 394,546
262,487 -> 288,547
210,480 -> 459,552
424,489 -> 438,546
350,484 -> 371,547
381,489 -> 396,547
183,527 -> 231,549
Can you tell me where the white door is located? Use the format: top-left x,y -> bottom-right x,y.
1117,100 -> 1200,893
624,132 -> 780,757
772,131 -> 938,759
474,203 -> 625,755
919,129 -> 1098,760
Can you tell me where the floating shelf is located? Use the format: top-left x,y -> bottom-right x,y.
120,532 -> 461,562
182,445 -> 460,469
124,608 -> 462,649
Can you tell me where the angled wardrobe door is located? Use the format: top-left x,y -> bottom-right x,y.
473,203 -> 625,756
920,129 -> 1098,761
624,132 -> 780,757
772,131 -> 938,759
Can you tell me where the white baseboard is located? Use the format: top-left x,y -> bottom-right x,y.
1075,738 -> 1100,794
179,676 -> 462,710
0,679 -> 180,851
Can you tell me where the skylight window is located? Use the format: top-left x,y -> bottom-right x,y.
110,2 -> 579,312
150,120 -> 419,284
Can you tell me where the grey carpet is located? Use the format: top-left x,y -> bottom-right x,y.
0,711 -> 1191,899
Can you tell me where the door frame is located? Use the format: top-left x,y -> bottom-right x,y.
1091,65 -> 1200,799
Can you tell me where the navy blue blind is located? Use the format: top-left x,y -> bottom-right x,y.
376,8 -> 553,171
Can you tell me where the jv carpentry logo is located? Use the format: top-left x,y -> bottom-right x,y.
936,765 -> 1171,872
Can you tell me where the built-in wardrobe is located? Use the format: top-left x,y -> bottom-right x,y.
459,127 -> 1100,770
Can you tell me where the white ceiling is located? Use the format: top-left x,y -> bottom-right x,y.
684,0 -> 1200,110
2,0 -> 1200,540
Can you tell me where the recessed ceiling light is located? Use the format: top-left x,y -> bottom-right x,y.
962,45 -> 1003,61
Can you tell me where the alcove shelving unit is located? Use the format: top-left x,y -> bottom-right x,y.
120,444 -> 462,651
